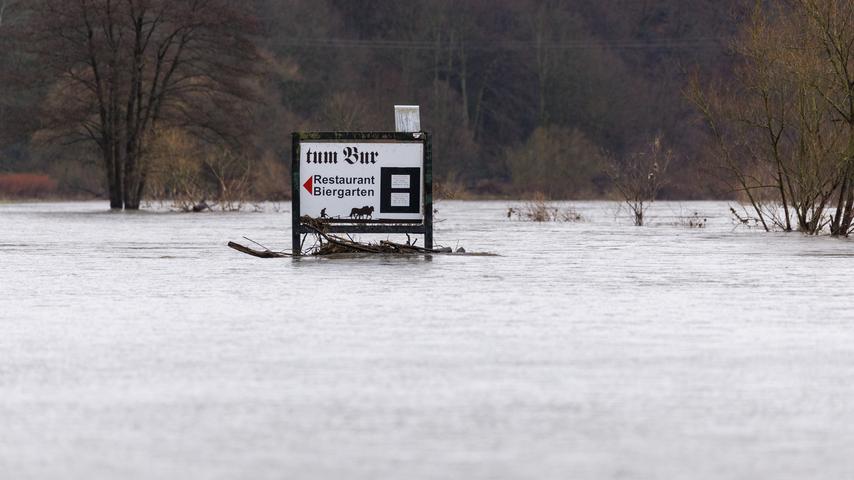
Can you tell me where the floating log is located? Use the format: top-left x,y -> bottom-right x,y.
227,241 -> 291,258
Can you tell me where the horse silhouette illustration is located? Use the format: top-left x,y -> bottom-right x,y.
349,206 -> 374,219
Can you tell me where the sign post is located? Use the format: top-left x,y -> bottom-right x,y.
291,131 -> 432,255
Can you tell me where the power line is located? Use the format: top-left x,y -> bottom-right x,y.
275,37 -> 726,51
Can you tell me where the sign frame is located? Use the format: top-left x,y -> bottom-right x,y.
291,131 -> 433,255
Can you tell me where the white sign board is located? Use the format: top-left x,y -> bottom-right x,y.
299,141 -> 424,222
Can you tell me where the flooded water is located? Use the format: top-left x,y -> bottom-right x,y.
2,200 -> 853,479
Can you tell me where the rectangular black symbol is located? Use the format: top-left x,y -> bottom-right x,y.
380,167 -> 420,214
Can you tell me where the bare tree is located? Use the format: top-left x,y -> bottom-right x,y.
689,0 -> 854,235
19,0 -> 259,209
608,135 -> 671,226
0,0 -> 17,27
0,1 -> 7,27
526,0 -> 577,125
319,92 -> 371,131
797,0 -> 854,235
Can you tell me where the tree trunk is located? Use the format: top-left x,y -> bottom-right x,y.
840,187 -> 854,235
108,178 -> 123,209
459,41 -> 469,130
534,19 -> 547,124
123,148 -> 140,210
831,133 -> 854,235
103,143 -> 123,210
841,128 -> 854,235
122,174 -> 144,209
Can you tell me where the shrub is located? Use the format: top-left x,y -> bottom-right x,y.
0,173 -> 59,198
607,135 -> 671,226
506,126 -> 608,198
146,129 -> 256,211
508,193 -> 584,222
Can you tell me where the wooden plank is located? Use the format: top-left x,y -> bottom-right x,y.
299,225 -> 427,234
321,219 -> 423,224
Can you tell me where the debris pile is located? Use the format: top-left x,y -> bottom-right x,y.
300,216 -> 457,255
227,216 -> 487,258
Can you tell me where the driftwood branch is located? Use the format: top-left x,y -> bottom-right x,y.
227,241 -> 291,258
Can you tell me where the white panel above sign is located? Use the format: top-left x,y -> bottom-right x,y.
299,141 -> 424,222
394,105 -> 421,133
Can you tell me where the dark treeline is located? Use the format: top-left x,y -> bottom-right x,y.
0,0 -> 749,204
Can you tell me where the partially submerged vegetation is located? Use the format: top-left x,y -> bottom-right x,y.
145,130 -> 287,213
690,0 -> 854,236
678,211 -> 708,229
607,136 -> 671,226
508,194 -> 584,222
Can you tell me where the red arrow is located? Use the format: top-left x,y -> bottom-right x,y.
303,177 -> 313,194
